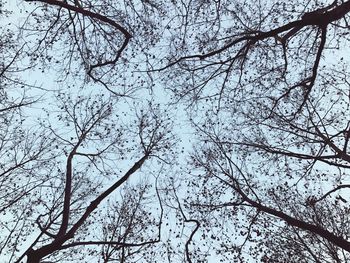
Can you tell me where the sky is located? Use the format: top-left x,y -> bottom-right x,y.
1,0 -> 350,262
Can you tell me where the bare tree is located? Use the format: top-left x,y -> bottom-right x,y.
149,0 -> 350,261
97,182 -> 163,262
20,0 -> 167,95
0,4 -> 58,261
4,95 -> 174,263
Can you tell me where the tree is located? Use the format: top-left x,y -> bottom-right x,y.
12,94 -> 175,263
166,0 -> 350,261
0,3 -> 57,261
1,1 -> 178,262
2,0 -> 350,262
97,183 -> 163,262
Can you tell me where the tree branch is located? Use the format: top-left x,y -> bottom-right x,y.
314,184 -> 350,203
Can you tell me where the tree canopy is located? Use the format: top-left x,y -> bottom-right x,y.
1,0 -> 350,262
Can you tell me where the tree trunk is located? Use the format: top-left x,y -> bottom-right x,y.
26,248 -> 43,263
